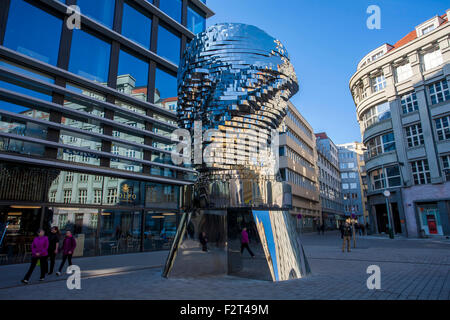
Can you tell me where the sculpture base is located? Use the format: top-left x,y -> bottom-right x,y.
163,208 -> 310,281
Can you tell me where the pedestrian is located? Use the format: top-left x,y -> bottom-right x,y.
317,224 -> 321,235
56,230 -> 76,276
199,231 -> 208,252
358,223 -> 363,236
342,222 -> 352,252
47,226 -> 60,275
21,229 -> 48,284
240,227 -> 255,258
361,223 -> 365,236
320,223 -> 325,235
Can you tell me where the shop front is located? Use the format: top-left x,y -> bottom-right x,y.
416,203 -> 444,236
0,163 -> 182,265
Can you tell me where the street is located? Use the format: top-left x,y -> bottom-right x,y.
0,231 -> 449,300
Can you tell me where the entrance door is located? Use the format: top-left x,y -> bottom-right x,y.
426,215 -> 438,234
374,204 -> 388,233
417,204 -> 443,236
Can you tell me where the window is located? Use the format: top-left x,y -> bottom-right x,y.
396,63 -> 413,83
349,172 -> 356,179
106,188 -> 118,204
187,5 -> 206,34
405,123 -> 424,147
369,165 -> 401,190
400,92 -> 419,114
361,102 -> 391,128
49,191 -> 57,203
423,49 -> 443,71
341,173 -> 348,179
155,67 -> 178,107
65,172 -> 74,182
350,183 -> 357,189
411,160 -> 431,185
78,189 -> 88,204
429,80 -> 450,105
63,190 -> 72,203
122,2 -> 152,48
77,0 -> 115,28
157,24 -> 181,65
348,163 -> 355,169
422,25 -> 435,35
442,155 -> 450,181
4,0 -> 62,66
372,74 -> 386,93
69,30 -> 111,83
58,214 -> 68,230
79,174 -> 89,182
366,132 -> 395,159
117,50 -> 149,97
342,183 -> 349,190
435,115 -> 450,141
94,189 -> 102,204
159,0 -> 182,23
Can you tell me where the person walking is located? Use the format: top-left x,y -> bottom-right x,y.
199,231 -> 208,252
240,227 -> 255,258
320,223 -> 325,235
21,229 -> 49,284
47,226 -> 60,275
56,230 -> 76,276
342,222 -> 352,252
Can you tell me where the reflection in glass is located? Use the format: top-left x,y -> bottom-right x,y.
155,68 -> 177,110
159,0 -> 182,23
69,30 -> 111,83
157,24 -> 181,65
4,0 -> 62,65
77,0 -> 115,29
100,210 -> 141,255
122,2 -> 152,48
0,60 -> 54,84
117,51 -> 149,98
187,5 -> 206,34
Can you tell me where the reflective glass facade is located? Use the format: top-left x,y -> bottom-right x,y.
0,0 -> 213,264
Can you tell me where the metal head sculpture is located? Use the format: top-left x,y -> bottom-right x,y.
164,23 -> 310,282
177,23 -> 298,208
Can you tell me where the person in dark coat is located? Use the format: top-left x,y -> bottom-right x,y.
47,226 -> 60,275
199,231 -> 208,252
342,222 -> 352,252
56,230 -> 76,275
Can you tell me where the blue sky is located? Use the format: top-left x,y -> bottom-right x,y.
206,0 -> 449,144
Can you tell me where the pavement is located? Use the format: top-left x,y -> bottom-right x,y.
0,231 -> 449,300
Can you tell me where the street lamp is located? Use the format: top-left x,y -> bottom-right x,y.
383,190 -> 394,239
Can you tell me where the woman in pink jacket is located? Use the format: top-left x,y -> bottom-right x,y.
21,229 -> 49,284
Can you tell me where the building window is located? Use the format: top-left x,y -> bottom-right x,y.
442,155 -> 450,182
422,25 -> 435,35
405,124 -> 424,147
157,24 -> 181,65
126,149 -> 136,158
369,165 -> 401,190
117,50 -> 149,97
106,188 -> 118,204
76,0 -> 115,29
435,115 -> 450,141
121,1 -> 152,48
372,74 -> 386,93
396,63 -> 413,83
366,132 -> 395,159
159,0 -> 182,23
63,190 -> 72,203
423,48 -> 443,71
94,189 -> 102,204
4,0 -> 62,66
361,102 -> 391,129
349,172 -> 356,179
49,191 -> 57,203
112,146 -> 119,155
58,214 -> 68,230
79,174 -> 89,182
78,189 -> 88,204
400,92 -> 419,114
69,29 -> 111,83
65,172 -> 74,182
342,183 -> 349,190
187,5 -> 206,34
341,173 -> 348,179
429,80 -> 449,105
350,183 -> 357,189
411,160 -> 431,185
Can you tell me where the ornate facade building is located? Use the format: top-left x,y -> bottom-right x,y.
349,10 -> 450,237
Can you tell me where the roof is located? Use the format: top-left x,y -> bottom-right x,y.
315,132 -> 328,140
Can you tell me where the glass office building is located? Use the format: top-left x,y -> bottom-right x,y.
0,0 -> 213,264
